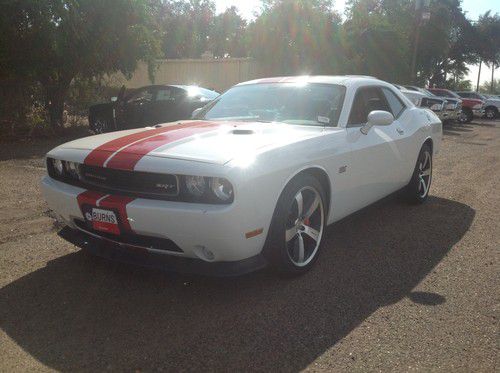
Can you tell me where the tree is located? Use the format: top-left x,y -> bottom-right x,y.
479,79 -> 500,95
209,6 -> 248,58
249,0 -> 345,75
0,0 -> 160,129
474,11 -> 500,92
343,0 -> 412,82
159,0 -> 216,59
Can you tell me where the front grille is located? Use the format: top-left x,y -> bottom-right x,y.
79,165 -> 179,197
74,219 -> 183,252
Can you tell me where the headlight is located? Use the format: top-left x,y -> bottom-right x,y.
65,161 -> 81,180
473,103 -> 482,109
210,177 -> 233,201
53,159 -> 64,175
47,158 -> 80,181
185,175 -> 207,197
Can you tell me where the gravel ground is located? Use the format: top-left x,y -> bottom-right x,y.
0,120 -> 498,372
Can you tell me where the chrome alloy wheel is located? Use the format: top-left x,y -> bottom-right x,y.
418,150 -> 432,198
93,118 -> 107,134
285,186 -> 324,267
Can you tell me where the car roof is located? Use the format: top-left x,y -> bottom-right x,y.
236,75 -> 384,88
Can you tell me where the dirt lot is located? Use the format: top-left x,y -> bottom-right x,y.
0,120 -> 498,372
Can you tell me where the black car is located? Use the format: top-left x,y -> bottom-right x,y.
88,85 -> 219,133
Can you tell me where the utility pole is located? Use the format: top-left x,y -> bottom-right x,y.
410,0 -> 431,84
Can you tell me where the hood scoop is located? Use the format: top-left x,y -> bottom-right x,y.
231,129 -> 255,135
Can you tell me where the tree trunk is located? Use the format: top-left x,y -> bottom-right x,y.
491,64 -> 495,93
42,77 -> 72,130
476,59 -> 482,92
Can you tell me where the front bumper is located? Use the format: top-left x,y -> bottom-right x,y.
435,111 -> 449,121
41,176 -> 269,264
60,227 -> 267,276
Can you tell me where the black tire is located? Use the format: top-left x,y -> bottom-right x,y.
263,174 -> 326,274
484,106 -> 498,120
464,109 -> 474,123
405,143 -> 433,204
458,108 -> 473,124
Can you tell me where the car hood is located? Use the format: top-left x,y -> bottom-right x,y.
56,120 -> 326,167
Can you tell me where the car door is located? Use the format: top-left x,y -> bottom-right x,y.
149,86 -> 192,124
380,86 -> 420,184
121,87 -> 156,128
345,86 -> 406,211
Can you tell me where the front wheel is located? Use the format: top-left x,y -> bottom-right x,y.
264,174 -> 326,274
92,116 -> 111,134
405,144 -> 432,204
458,108 -> 473,124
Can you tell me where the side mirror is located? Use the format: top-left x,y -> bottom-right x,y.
360,110 -> 394,135
191,107 -> 203,118
111,96 -> 118,102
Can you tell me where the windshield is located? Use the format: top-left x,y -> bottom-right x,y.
197,83 -> 346,126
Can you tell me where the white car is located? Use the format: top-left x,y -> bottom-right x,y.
42,76 -> 442,275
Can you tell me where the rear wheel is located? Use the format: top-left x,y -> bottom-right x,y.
405,143 -> 432,204
264,174 -> 326,274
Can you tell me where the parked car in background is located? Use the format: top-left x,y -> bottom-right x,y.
404,85 -> 462,123
428,88 -> 484,123
42,76 -> 441,275
88,85 -> 219,133
394,84 -> 447,122
456,91 -> 500,119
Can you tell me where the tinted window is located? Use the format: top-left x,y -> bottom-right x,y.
348,87 -> 391,125
127,88 -> 154,104
156,88 -> 173,101
457,92 -> 470,98
382,88 -> 405,118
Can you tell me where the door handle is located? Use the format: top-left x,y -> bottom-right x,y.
396,128 -> 404,135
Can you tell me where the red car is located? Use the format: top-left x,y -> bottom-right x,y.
428,88 -> 485,123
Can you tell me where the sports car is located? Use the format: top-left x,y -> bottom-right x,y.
42,76 -> 442,275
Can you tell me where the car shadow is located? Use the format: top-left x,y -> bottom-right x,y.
0,196 -> 475,371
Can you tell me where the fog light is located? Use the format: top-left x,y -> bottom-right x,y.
194,245 -> 215,261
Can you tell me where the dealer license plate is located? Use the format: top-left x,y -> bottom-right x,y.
90,208 -> 120,235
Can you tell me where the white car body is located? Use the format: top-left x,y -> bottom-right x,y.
42,76 -> 442,274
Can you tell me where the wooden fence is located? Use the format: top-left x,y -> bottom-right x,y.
106,58 -> 270,92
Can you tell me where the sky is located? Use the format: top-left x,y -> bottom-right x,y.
214,0 -> 500,87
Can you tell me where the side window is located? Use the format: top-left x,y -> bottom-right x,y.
382,87 -> 405,118
156,88 -> 173,102
127,88 -> 154,105
348,87 -> 390,126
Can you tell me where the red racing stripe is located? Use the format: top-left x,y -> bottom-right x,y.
99,195 -> 135,232
76,190 -> 106,211
104,121 -> 221,171
84,122 -> 203,167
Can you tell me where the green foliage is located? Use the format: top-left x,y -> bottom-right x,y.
479,79 -> 500,95
0,0 -> 160,128
209,6 -> 248,58
159,0 -> 216,58
445,78 -> 472,91
248,0 -> 345,75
